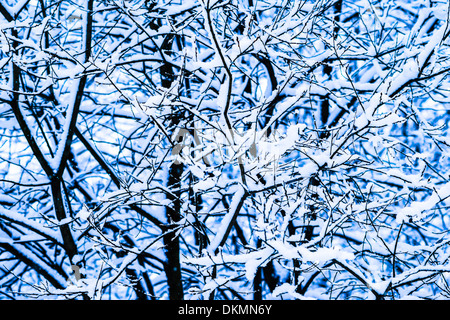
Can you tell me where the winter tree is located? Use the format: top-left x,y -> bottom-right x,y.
0,0 -> 449,300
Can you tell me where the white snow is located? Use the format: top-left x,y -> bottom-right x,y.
207,185 -> 246,253
396,181 -> 450,223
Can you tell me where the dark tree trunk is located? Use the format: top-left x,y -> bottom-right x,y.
160,32 -> 185,300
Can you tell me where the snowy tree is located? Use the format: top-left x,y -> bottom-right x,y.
0,0 -> 449,300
